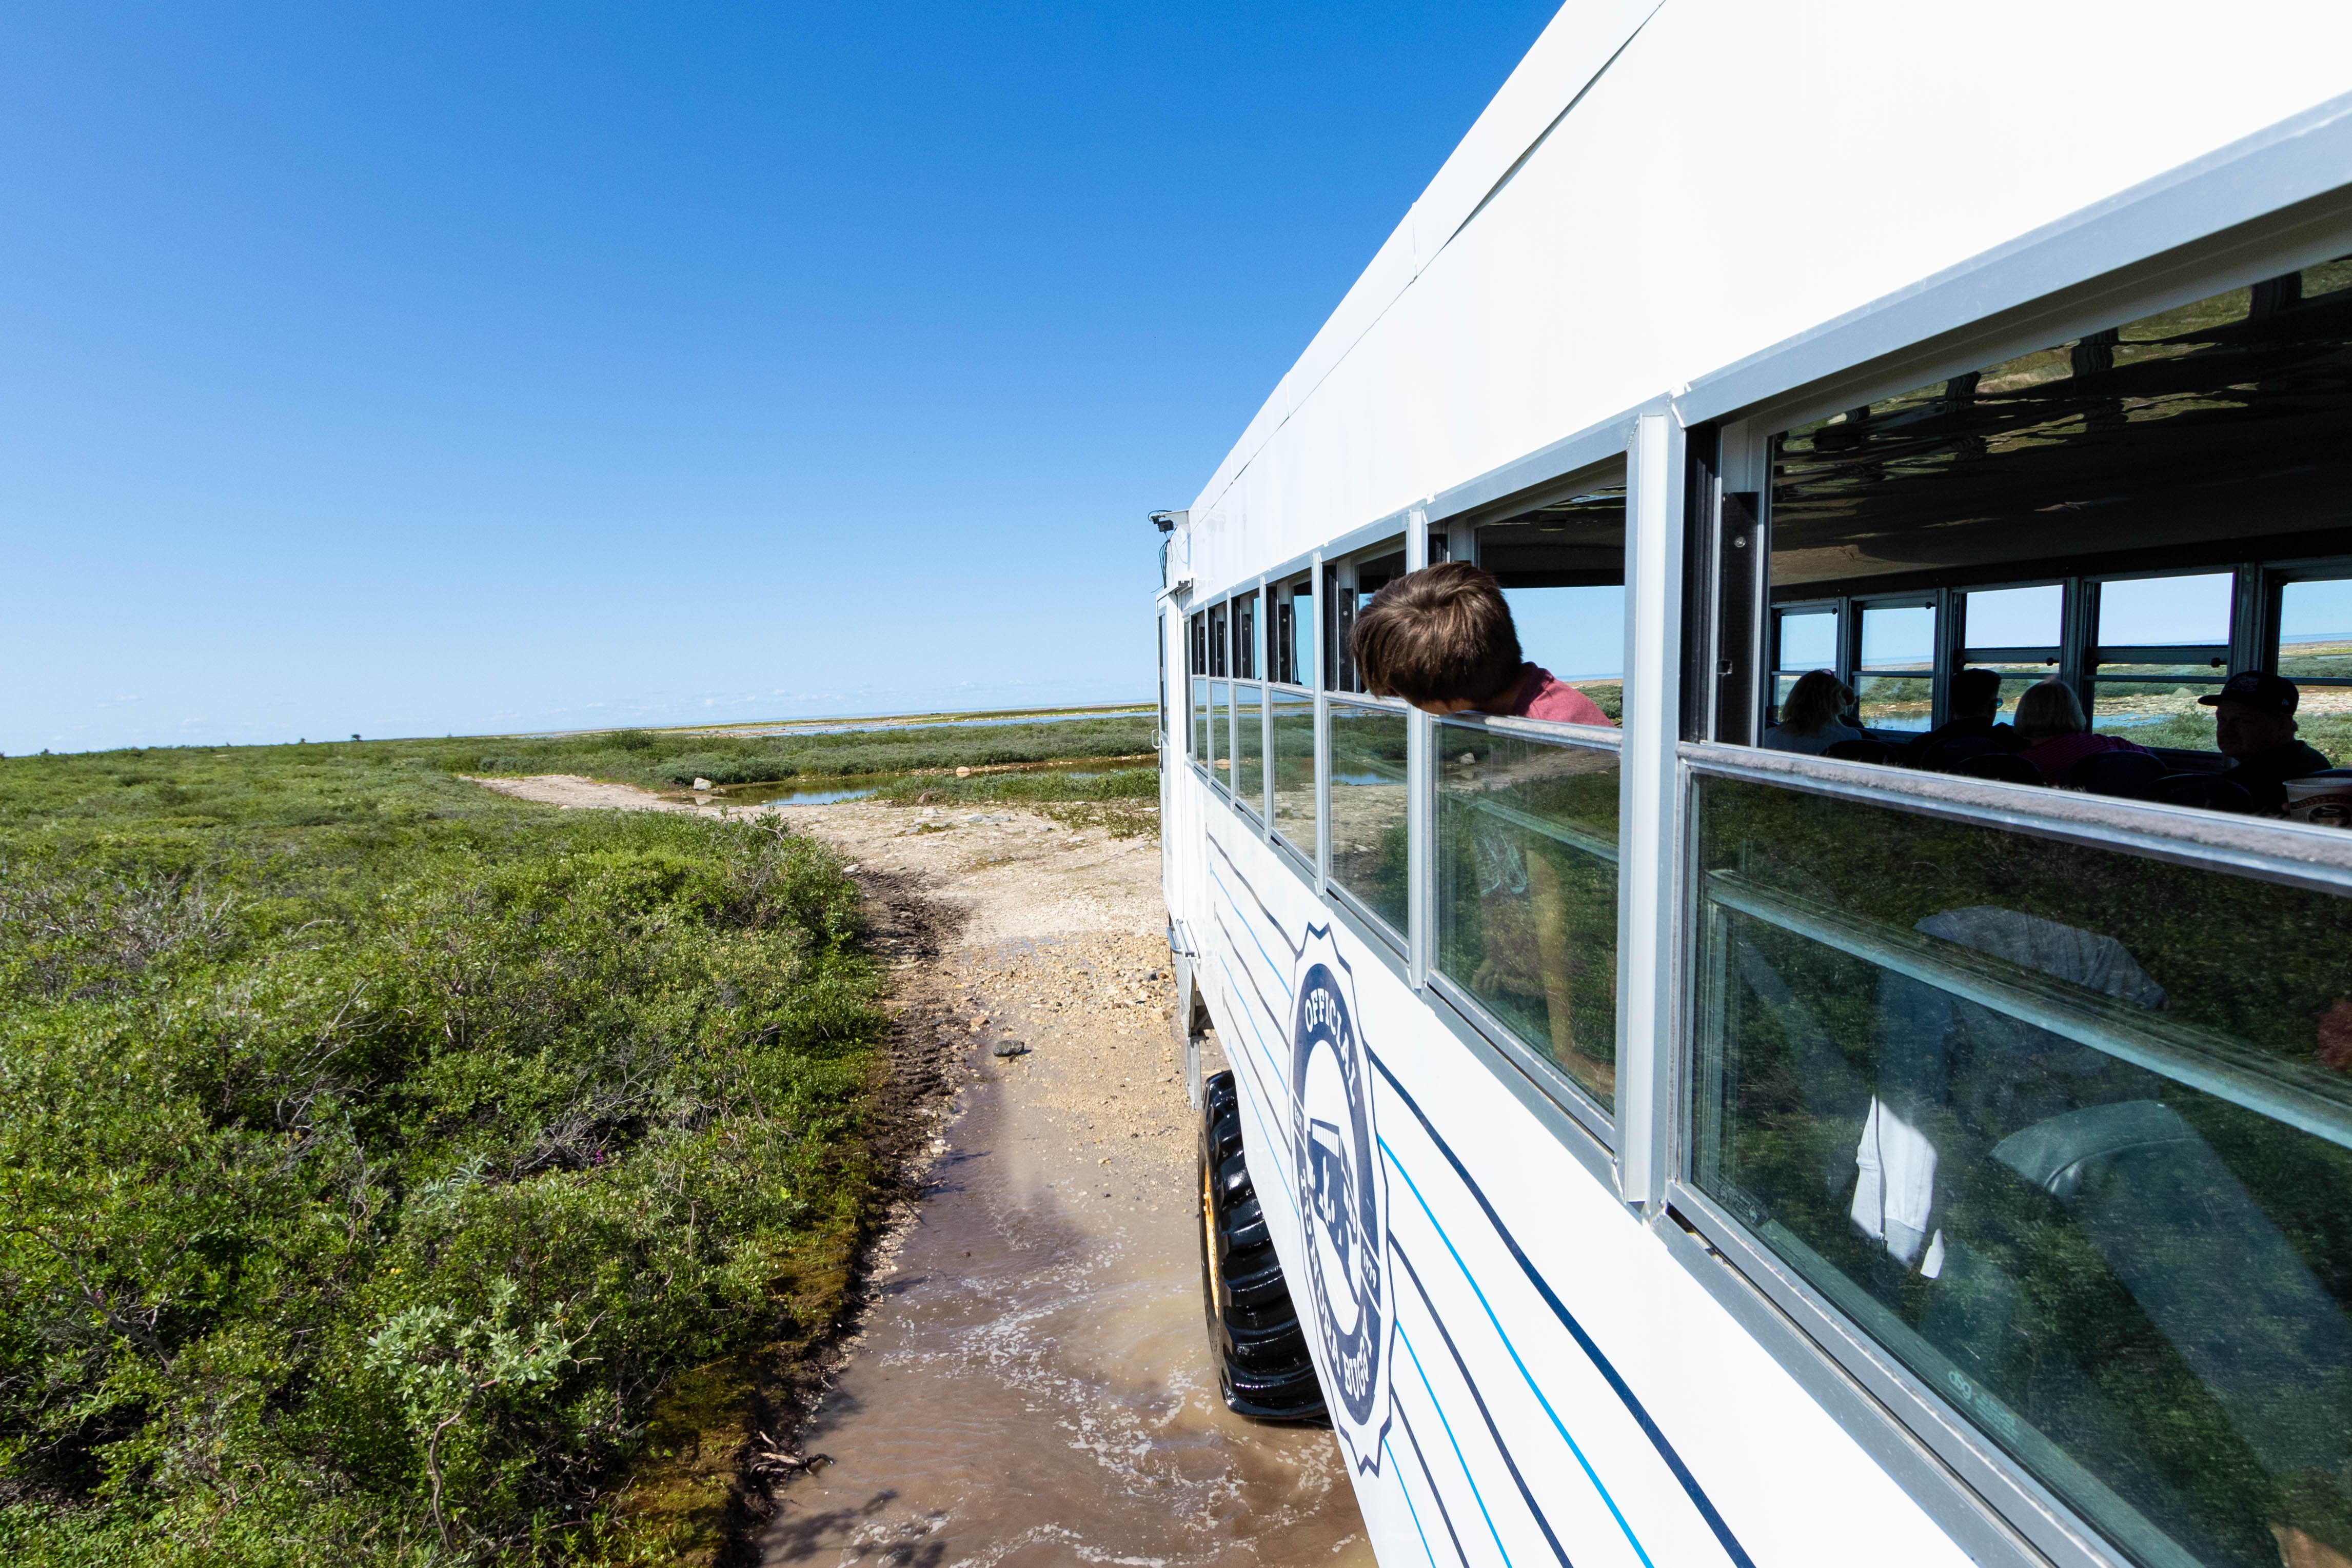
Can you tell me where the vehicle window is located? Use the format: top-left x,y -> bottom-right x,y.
1772,607 -> 1839,714
1273,571 -> 1313,686
1189,613 -> 1209,763
1327,700 -> 1408,934
1327,538 -> 1406,695
2092,573 -> 2233,742
1233,681 -> 1263,818
1962,585 -> 2063,713
1859,600 -> 1936,732
1435,721 -> 1618,1111
1692,775 -> 2352,1568
1476,486 -> 1626,721
1271,688 -> 1315,858
1759,262 -> 2352,798
2277,579 -> 2352,767
1208,678 -> 1229,782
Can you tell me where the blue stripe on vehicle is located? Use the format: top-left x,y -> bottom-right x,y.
1204,831 -> 1307,959
1385,1433 -> 1443,1568
1394,1241 -> 1575,1566
1205,854 -> 1294,1005
1370,1054 -> 1756,1568
1211,944 -> 1290,1118
1398,1317 -> 1512,1566
1395,1403 -> 1472,1568
1210,904 -> 1287,1067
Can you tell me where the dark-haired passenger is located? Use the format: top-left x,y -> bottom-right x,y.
1905,667 -> 2022,770
1762,670 -> 1866,755
1350,561 -> 1612,725
2203,670 -> 2332,812
2012,680 -> 2151,780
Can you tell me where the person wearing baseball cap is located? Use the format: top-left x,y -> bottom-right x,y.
2201,670 -> 2330,811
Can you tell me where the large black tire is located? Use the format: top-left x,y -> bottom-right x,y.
1198,1069 -> 1327,1420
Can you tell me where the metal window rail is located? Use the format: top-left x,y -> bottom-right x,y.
1444,785 -> 1618,866
1705,869 -> 2352,1153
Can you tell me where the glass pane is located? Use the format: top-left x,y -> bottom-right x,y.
2100,574 -> 2234,649
1861,604 -> 1935,669
1328,703 -> 1409,934
1435,723 -> 1618,1110
1966,585 -> 2063,651
1192,676 -> 1209,763
1271,690 -> 1316,852
1778,609 -> 1838,671
1233,682 -> 1264,816
1855,674 -> 1934,733
2091,668 -> 2224,746
1693,775 -> 2352,1568
1289,583 -> 1316,688
1964,663 -> 2059,721
2281,580 -> 2352,766
1235,592 -> 1260,680
1209,681 -> 1229,782
1504,585 -> 1625,703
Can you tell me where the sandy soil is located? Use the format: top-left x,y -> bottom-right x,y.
468,777 -> 1369,1566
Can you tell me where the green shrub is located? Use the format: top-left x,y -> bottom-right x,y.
0,748 -> 883,1563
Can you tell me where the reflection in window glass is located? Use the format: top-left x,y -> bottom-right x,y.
1294,581 -> 1316,687
1191,676 -> 1209,764
1435,723 -> 1618,1110
1775,609 -> 1839,711
1859,603 -> 1935,733
1328,702 -> 1409,934
1208,603 -> 1230,678
1966,585 -> 2063,650
1271,689 -> 1316,854
2279,581 -> 2352,768
1235,592 -> 1260,680
2101,574 -> 2234,647
1209,680 -> 1229,782
2093,574 -> 2234,736
1233,682 -> 1264,816
1693,776 -> 2352,1568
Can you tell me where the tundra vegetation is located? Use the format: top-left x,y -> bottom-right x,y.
457,711 -> 1157,789
0,743 -> 893,1565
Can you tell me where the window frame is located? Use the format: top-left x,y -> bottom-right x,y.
1672,175 -> 2352,1567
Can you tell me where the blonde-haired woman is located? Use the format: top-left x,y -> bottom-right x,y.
2012,679 -> 2151,781
1763,670 -> 1866,755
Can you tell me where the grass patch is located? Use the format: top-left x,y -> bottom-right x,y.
876,767 -> 1160,838
0,745 -> 888,1564
438,713 -> 1157,789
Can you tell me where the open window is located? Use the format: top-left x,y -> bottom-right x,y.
1743,256 -> 2352,796
1459,485 -> 1627,722
1688,253 -> 2352,1568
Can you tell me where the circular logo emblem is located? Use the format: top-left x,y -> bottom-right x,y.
1291,928 -> 1392,1474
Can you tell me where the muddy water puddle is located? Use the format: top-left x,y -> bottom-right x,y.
763,1039 -> 1370,1567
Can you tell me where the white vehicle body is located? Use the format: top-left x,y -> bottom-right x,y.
1156,7 -> 2352,1568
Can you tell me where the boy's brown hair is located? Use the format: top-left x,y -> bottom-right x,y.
1350,562 -> 1523,706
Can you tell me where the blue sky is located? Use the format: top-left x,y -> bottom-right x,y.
2,2 -> 1562,752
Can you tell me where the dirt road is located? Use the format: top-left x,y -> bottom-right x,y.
474,778 -> 1371,1566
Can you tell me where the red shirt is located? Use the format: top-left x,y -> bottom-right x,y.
1510,665 -> 1612,726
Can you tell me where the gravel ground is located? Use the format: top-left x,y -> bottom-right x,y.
469,777 -> 1368,1566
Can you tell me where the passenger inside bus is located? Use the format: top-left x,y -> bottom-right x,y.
1761,670 -> 1865,754
2209,671 -> 2335,811
1904,667 -> 2020,770
1351,561 -> 1613,726
1751,259 -> 2352,822
2011,679 -> 2155,782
